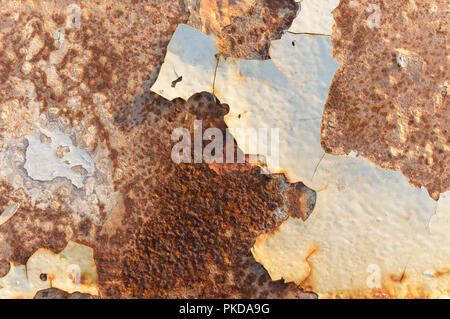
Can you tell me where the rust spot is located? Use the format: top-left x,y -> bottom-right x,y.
284,182 -> 316,221
434,269 -> 450,278
171,76 -> 182,88
34,288 -> 97,299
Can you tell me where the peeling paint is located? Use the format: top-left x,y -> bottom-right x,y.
151,25 -> 340,187
24,129 -> 95,188
150,5 -> 449,299
252,154 -> 449,298
289,0 -> 340,35
0,241 -> 98,299
0,0 -> 447,300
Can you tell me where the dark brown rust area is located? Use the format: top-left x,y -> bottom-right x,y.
321,0 -> 449,199
99,92 -> 314,298
185,0 -> 299,59
34,288 -> 97,299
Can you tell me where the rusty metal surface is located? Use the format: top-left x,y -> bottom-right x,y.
0,0 -> 314,298
34,288 -> 97,299
100,92 -> 316,298
0,0 -> 446,300
321,0 -> 449,199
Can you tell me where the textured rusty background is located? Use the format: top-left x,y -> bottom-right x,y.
322,0 -> 449,199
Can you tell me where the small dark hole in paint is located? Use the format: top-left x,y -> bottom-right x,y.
171,76 -> 183,88
40,273 -> 48,281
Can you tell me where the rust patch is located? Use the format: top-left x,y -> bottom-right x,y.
34,288 -> 97,299
321,0 -> 449,199
100,92 -> 315,298
185,0 -> 299,59
171,75 -> 183,88
434,269 -> 450,278
389,272 -> 408,284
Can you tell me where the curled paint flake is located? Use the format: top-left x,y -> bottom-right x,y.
0,241 -> 98,299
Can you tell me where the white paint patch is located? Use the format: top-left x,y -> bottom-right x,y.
0,241 -> 98,298
217,33 -> 339,186
252,154 -> 448,298
0,265 -> 36,299
150,24 -> 218,101
289,0 -> 340,35
24,129 -> 94,188
396,53 -> 409,68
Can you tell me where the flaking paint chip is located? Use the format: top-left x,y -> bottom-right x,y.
252,153 -> 450,298
150,24 -> 219,101
0,241 -> 98,298
0,203 -> 19,227
289,0 -> 340,35
24,129 -> 95,189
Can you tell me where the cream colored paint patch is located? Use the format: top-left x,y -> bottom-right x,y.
0,241 -> 98,298
252,153 -> 449,298
151,25 -> 339,186
24,129 -> 95,189
289,0 -> 340,35
150,24 -> 218,101
217,33 -> 339,186
0,265 -> 37,299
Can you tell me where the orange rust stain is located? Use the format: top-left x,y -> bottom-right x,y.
299,246 -> 318,292
389,271 -> 408,284
434,269 -> 450,278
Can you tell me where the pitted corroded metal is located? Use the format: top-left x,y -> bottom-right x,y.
34,288 -> 97,299
0,0 -> 190,282
321,0 -> 449,199
101,92 -> 315,298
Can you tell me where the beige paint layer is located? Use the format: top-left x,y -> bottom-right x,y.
0,241 -> 98,298
289,0 -> 340,35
